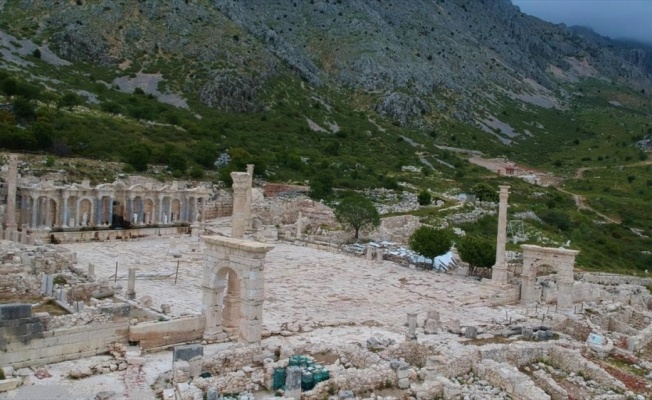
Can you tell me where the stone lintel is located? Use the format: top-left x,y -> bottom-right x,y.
201,235 -> 274,254
521,244 -> 579,257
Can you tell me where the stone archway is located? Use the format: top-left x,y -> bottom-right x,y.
201,236 -> 274,343
520,245 -> 579,309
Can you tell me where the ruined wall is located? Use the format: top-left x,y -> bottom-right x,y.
0,303 -> 130,368
204,189 -> 233,219
129,316 -> 205,351
34,226 -> 190,244
369,215 -> 420,244
574,272 -> 652,287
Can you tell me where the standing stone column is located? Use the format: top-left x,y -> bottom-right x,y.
245,164 -> 254,231
127,267 -> 136,300
406,312 -> 417,340
296,211 -> 303,240
4,154 -> 18,232
62,195 -> 69,227
108,197 -> 114,226
230,172 -> 249,238
157,196 -> 163,224
45,197 -> 52,227
31,195 -> 38,228
492,185 -> 510,285
376,248 -> 384,264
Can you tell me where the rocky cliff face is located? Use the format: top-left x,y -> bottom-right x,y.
210,0 -> 651,124
3,0 -> 651,124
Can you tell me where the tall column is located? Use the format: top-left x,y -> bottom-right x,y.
168,198 -> 173,222
296,211 -> 303,239
45,197 -> 52,227
31,195 -> 38,228
245,164 -> 254,230
108,197 -> 114,226
75,198 -> 81,227
62,196 -> 69,227
492,185 -> 510,285
157,196 -> 163,224
201,197 -> 207,226
128,197 -> 134,223
193,197 -> 198,222
4,154 -> 18,232
230,172 -> 249,238
96,197 -> 102,225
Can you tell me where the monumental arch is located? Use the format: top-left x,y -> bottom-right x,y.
201,235 -> 274,344
520,244 -> 579,310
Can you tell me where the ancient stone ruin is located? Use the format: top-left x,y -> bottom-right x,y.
1,160 -> 651,399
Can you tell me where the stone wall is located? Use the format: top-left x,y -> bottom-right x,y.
129,316 -> 205,351
34,226 -> 190,244
474,359 -> 550,400
490,285 -> 521,306
0,303 -> 130,368
574,272 -> 652,287
204,189 -> 233,219
369,215 -> 420,244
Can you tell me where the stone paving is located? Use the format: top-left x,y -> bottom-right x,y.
64,237 -> 511,334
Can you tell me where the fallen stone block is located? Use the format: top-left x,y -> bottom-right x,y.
0,378 -> 20,392
127,356 -> 146,366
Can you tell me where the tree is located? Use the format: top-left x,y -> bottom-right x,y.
124,144 -> 151,172
334,195 -> 380,239
417,189 -> 432,206
408,227 -> 453,267
471,183 -> 498,202
12,96 -> 36,123
457,236 -> 495,277
57,92 -> 82,111
309,173 -> 334,200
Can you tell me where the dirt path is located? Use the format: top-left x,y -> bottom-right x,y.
574,160 -> 652,179
555,186 -> 621,224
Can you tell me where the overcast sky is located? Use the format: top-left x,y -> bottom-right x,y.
511,0 -> 652,43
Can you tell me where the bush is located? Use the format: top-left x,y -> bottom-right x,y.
471,183 -> 498,202
124,144 -> 151,172
309,173 -> 334,200
32,48 -> 41,59
409,226 -> 452,261
540,210 -> 571,232
457,236 -> 495,276
189,166 -> 205,179
417,189 -> 432,206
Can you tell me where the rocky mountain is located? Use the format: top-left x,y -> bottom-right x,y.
2,0 -> 651,127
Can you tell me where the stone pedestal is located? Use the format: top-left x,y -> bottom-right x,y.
285,366 -> 302,399
406,312 -> 417,340
424,310 -> 442,334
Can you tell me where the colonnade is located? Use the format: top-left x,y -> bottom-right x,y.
12,185 -> 210,230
